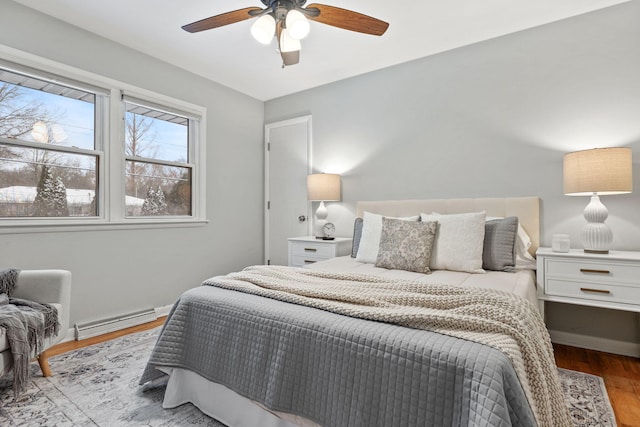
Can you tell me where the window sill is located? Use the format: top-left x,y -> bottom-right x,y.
0,218 -> 209,234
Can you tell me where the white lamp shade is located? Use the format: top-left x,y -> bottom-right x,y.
286,10 -> 310,40
51,124 -> 68,143
251,14 -> 276,45
31,121 -> 48,143
307,174 -> 341,201
279,28 -> 301,53
563,147 -> 633,254
564,147 -> 633,196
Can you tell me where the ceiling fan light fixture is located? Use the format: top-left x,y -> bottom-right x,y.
279,28 -> 301,53
285,9 -> 310,40
182,1 -> 390,67
251,14 -> 276,45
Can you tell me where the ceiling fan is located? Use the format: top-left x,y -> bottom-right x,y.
182,0 -> 389,67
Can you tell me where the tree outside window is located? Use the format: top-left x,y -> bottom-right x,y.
124,101 -> 192,217
0,61 -> 202,225
0,69 -> 97,218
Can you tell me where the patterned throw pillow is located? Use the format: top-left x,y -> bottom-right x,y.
356,212 -> 420,264
375,218 -> 438,274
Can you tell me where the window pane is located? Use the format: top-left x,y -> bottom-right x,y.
0,144 -> 98,217
0,68 -> 95,150
125,160 -> 191,216
125,103 -> 188,163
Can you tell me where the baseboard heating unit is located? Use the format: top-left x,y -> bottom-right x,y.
74,308 -> 157,340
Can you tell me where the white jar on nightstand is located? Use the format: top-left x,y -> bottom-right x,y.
551,234 -> 571,253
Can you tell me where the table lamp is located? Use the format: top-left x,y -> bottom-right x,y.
563,147 -> 633,253
307,173 -> 341,238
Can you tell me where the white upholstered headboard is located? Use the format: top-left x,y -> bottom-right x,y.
356,197 -> 540,256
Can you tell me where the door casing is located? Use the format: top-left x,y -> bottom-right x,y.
264,115 -> 313,265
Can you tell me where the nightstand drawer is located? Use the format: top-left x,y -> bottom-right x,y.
546,278 -> 640,305
545,259 -> 640,284
289,242 -> 335,258
290,255 -> 325,267
288,237 -> 352,268
536,248 -> 640,322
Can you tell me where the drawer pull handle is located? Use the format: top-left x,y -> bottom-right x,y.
304,248 -> 317,252
304,260 -> 316,264
580,287 -> 611,294
580,268 -> 610,275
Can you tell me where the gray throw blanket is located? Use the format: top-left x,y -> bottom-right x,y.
0,269 -> 60,397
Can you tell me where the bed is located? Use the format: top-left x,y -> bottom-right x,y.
140,197 -> 570,427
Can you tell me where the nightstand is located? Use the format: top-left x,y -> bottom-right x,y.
288,236 -> 352,267
536,247 -> 640,320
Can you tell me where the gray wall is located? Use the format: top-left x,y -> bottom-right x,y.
2,0 -> 639,351
0,1 -> 264,326
265,2 -> 640,347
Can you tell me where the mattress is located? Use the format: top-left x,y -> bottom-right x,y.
141,259 -> 545,427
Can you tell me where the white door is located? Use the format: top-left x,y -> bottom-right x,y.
265,116 -> 312,265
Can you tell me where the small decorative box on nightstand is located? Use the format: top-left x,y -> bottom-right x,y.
536,247 -> 640,320
288,236 -> 352,267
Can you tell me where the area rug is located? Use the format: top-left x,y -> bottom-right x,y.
0,327 -> 617,426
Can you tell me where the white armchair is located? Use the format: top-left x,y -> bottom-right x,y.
0,269 -> 71,377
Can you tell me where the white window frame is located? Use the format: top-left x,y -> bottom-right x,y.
120,94 -> 199,220
0,46 -> 207,233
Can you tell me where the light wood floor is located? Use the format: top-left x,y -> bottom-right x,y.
43,316 -> 167,358
44,319 -> 640,427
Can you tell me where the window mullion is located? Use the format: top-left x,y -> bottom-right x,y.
0,137 -> 101,157
107,88 -> 125,221
125,155 -> 192,169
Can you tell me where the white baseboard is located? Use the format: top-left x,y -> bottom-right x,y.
59,328 -> 75,344
549,329 -> 640,357
75,308 -> 157,340
154,304 -> 174,318
58,304 -> 172,345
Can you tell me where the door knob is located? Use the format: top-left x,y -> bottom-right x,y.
298,215 -> 307,222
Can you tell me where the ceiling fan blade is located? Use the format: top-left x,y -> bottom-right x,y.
305,4 -> 389,36
182,7 -> 262,33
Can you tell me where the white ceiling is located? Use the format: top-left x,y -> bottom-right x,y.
13,0 -> 628,101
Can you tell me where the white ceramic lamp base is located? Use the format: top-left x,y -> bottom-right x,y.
581,194 -> 612,254
314,201 -> 328,238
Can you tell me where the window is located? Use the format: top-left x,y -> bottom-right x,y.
0,66 -> 101,218
0,58 -> 205,229
123,98 -> 193,217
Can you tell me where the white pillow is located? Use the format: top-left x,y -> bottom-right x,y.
486,216 -> 537,270
514,226 -> 537,270
420,212 -> 486,273
355,211 -> 420,263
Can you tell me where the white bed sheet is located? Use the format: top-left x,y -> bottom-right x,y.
160,259 -> 538,426
161,367 -> 320,427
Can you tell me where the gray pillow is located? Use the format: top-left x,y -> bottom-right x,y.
483,216 -> 518,271
351,217 -> 363,258
375,218 -> 437,274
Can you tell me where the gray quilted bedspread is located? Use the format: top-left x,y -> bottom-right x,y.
140,285 -> 537,427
